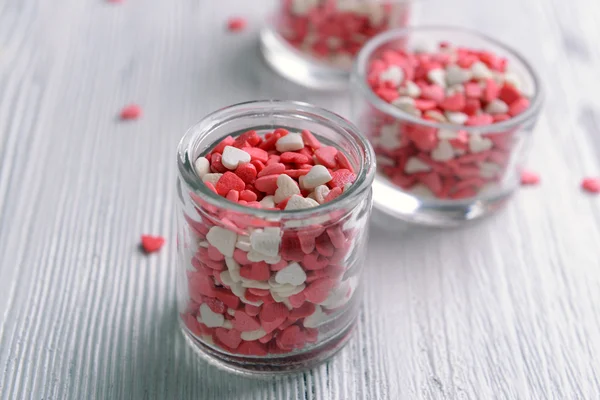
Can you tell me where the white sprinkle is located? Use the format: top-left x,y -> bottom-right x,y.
431,140 -> 455,162
485,99 -> 509,115
410,184 -> 434,198
285,194 -> 320,210
445,84 -> 465,97
241,329 -> 267,341
194,157 -> 210,178
479,162 -> 501,179
227,308 -> 236,316
206,226 -> 237,258
275,133 -> 304,152
202,173 -> 223,186
399,80 -> 421,98
199,303 -> 224,328
300,165 -> 332,190
311,185 -> 331,204
427,68 -> 446,88
379,65 -> 404,87
375,155 -> 395,167
502,72 -> 521,90
424,110 -> 447,123
225,257 -> 242,283
272,283 -> 305,298
274,174 -> 300,204
291,0 -> 318,15
471,61 -> 493,80
250,227 -> 281,258
445,111 -> 469,125
235,236 -> 251,252
241,279 -> 271,289
320,281 -> 351,309
469,134 -> 493,153
274,262 -> 307,286
445,65 -> 472,86
258,195 -> 275,209
404,157 -> 431,174
391,96 -> 416,112
303,305 -> 327,328
222,320 -> 233,329
221,146 -> 251,170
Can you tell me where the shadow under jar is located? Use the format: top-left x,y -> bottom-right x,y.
351,27 -> 543,226
260,0 -> 416,90
176,101 -> 375,376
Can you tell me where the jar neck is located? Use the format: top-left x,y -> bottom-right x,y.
177,100 -> 376,221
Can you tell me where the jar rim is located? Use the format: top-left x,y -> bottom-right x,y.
177,100 -> 376,219
351,25 -> 544,134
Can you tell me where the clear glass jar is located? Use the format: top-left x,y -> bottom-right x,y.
351,27 -> 543,226
176,101 -> 375,375
260,0 -> 416,90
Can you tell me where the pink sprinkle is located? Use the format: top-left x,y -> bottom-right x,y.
120,104 -> 142,120
581,177 -> 600,194
140,235 -> 165,253
520,170 -> 540,186
227,17 -> 247,33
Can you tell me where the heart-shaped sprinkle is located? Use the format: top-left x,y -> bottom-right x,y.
259,302 -> 289,333
431,140 -> 455,162
299,165 -> 332,190
199,303 -> 225,328
274,174 -> 300,203
275,262 -> 307,286
206,226 -> 237,258
250,227 -> 281,258
303,305 -> 327,328
232,311 -> 261,332
303,278 -> 334,304
120,104 -> 142,120
468,134 -> 493,153
285,194 -> 320,210
214,287 -> 241,309
194,157 -> 210,178
140,235 -> 165,253
240,328 -> 267,341
215,328 -> 242,349
314,146 -> 338,169
275,133 -> 304,152
445,65 -> 472,86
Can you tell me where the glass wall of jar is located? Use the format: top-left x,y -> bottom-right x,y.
176,101 -> 375,375
260,0 -> 417,90
351,27 -> 543,226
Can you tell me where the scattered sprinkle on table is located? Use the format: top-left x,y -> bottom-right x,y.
141,235 -> 165,253
120,104 -> 142,120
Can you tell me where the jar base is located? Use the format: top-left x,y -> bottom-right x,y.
180,318 -> 357,377
372,177 -> 513,228
259,27 -> 350,91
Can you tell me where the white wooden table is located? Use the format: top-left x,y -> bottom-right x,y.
1,0 -> 600,398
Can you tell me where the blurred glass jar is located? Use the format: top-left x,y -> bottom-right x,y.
351,27 -> 543,226
260,0 -> 416,90
176,101 -> 375,375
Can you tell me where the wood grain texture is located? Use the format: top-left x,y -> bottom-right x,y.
1,0 -> 599,399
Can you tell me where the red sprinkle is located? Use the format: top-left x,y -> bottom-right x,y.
120,104 -> 142,120
140,235 -> 165,253
227,17 -> 247,33
520,170 -> 540,186
581,177 -> 600,194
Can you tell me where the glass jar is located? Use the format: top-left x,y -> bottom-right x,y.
176,101 -> 375,375
260,0 -> 416,90
351,27 -> 543,226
